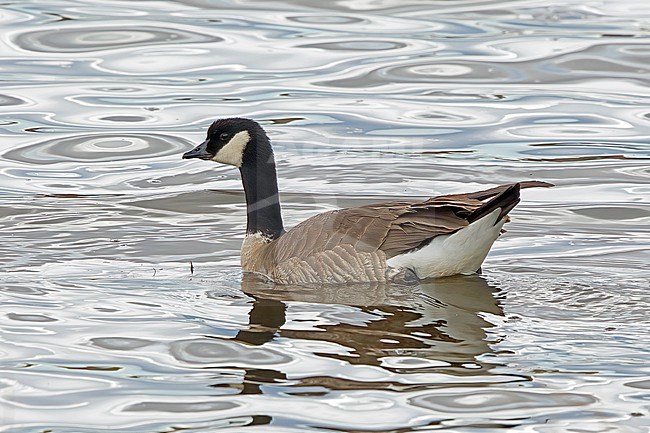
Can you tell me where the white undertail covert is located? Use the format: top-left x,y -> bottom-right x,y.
387,208 -> 506,278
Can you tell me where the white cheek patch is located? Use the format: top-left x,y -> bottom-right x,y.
212,130 -> 251,167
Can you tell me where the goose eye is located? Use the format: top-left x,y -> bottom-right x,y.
219,132 -> 230,141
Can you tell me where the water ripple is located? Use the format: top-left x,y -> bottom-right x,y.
1,0 -> 650,431
13,24 -> 222,53
171,338 -> 294,367
288,14 -> 366,25
409,389 -> 597,414
0,94 -> 28,107
91,337 -> 154,351
123,400 -> 240,413
299,40 -> 408,51
3,133 -> 190,165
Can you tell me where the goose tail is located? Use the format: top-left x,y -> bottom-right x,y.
468,182 -> 521,224
387,183 -> 526,278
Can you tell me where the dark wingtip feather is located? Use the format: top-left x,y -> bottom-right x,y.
520,180 -> 554,189
465,180 -> 552,201
468,183 -> 521,225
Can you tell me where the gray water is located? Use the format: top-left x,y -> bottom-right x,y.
1,0 -> 650,431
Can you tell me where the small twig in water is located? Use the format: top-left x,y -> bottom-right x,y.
190,261 -> 194,275
152,268 -> 157,277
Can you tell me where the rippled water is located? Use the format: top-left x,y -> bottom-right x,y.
1,0 -> 650,431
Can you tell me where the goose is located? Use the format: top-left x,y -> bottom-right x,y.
182,117 -> 552,284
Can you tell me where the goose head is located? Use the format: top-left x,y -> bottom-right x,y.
182,117 -> 268,167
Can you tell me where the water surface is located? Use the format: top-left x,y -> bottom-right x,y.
1,0 -> 649,431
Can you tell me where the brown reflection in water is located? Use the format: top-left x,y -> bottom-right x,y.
215,275 -> 504,395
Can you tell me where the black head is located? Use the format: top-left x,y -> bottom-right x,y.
182,118 -> 267,167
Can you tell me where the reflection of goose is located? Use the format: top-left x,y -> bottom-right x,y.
239,274 -> 503,373
183,118 -> 552,284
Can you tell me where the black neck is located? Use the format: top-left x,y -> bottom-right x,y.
239,135 -> 284,239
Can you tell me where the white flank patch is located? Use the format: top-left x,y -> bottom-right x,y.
212,130 -> 251,167
387,208 -> 506,278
